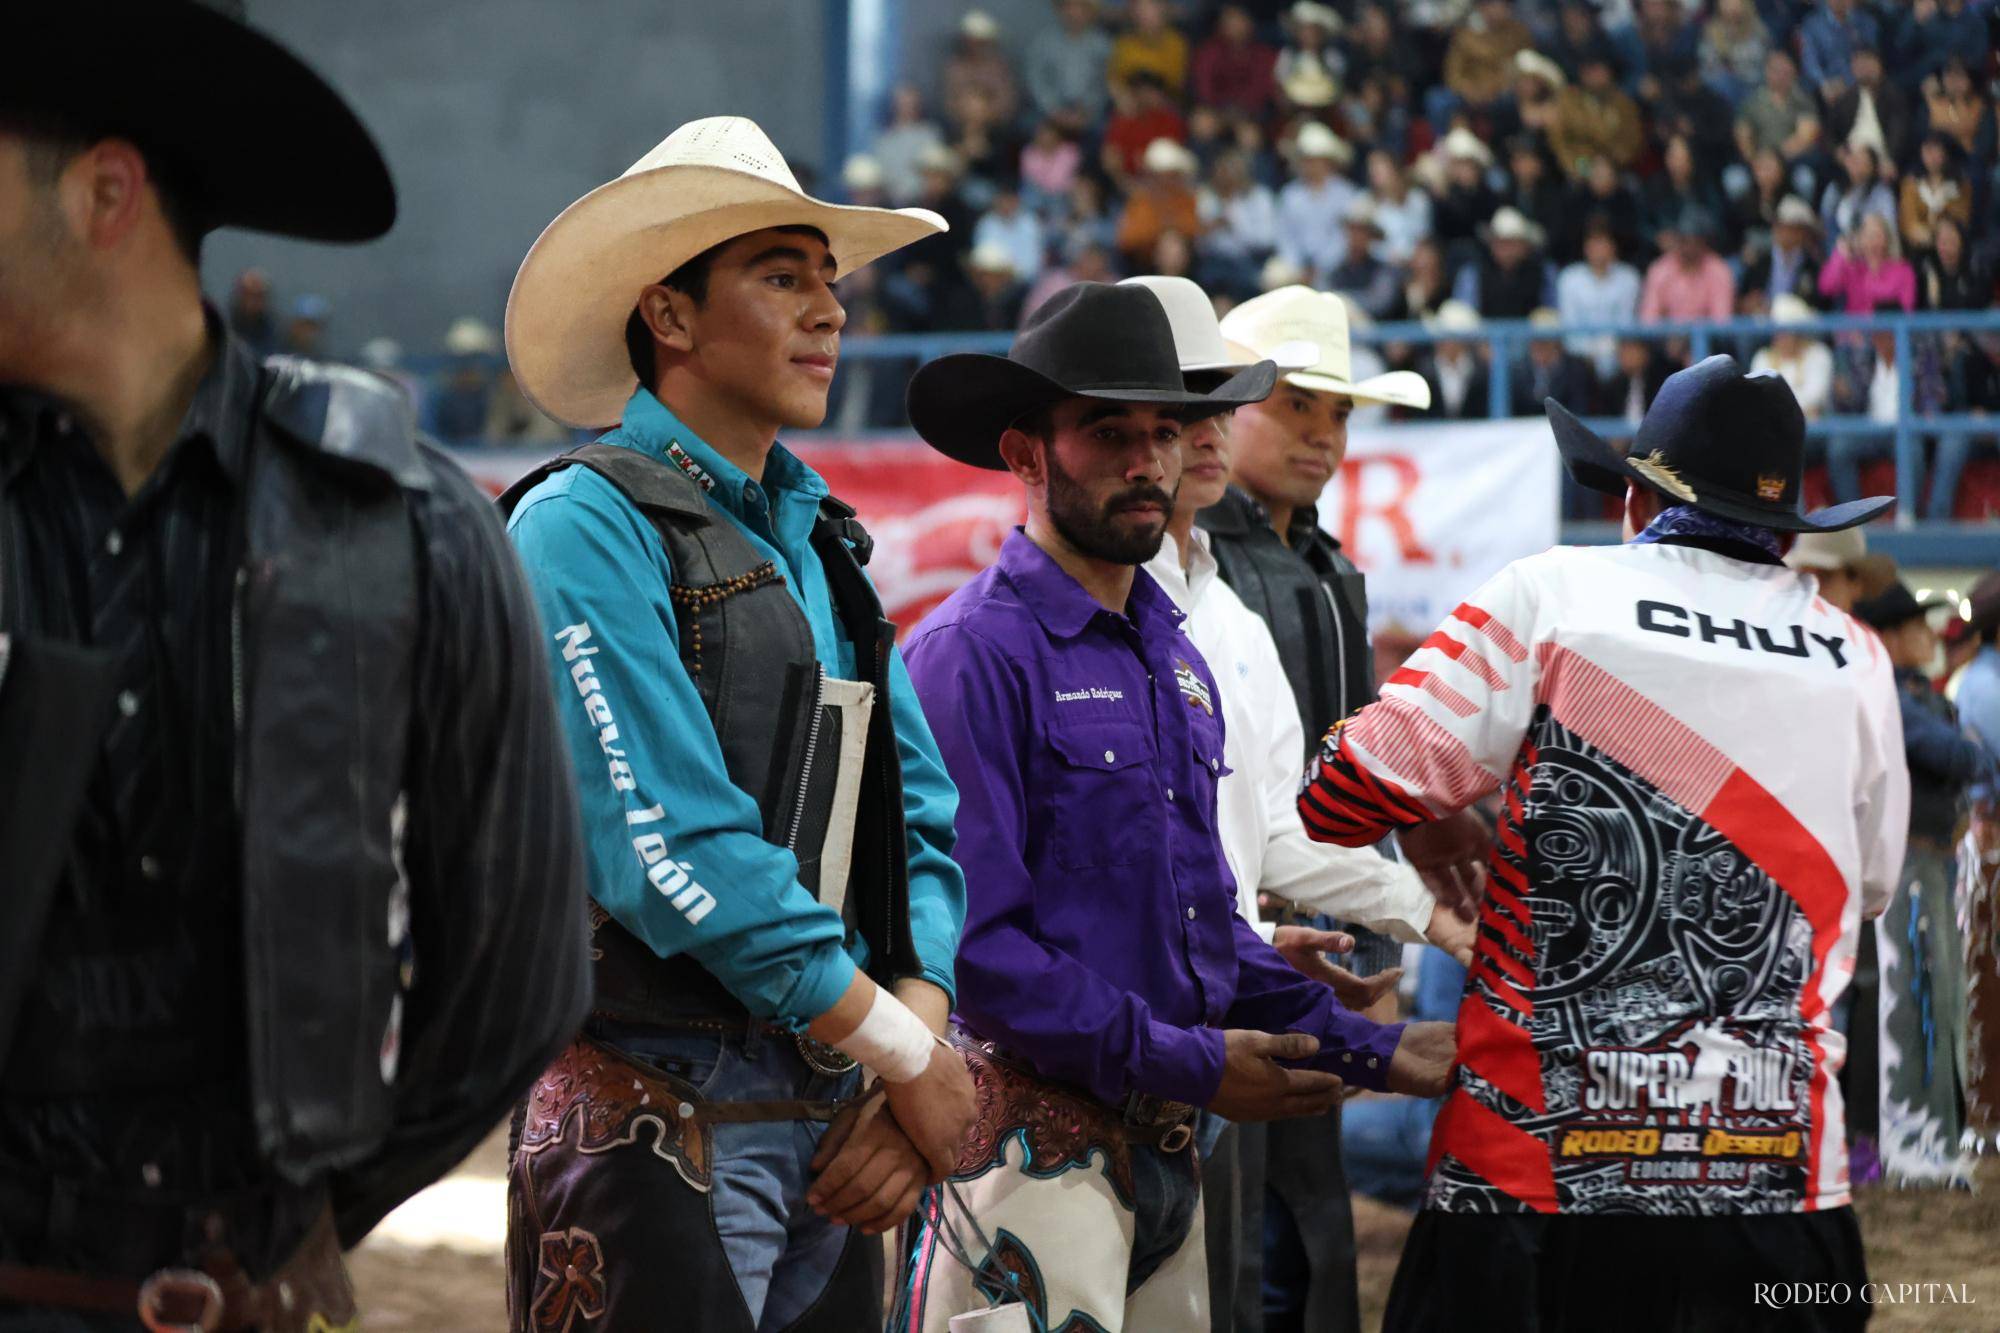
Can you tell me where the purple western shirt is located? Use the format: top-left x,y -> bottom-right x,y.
903,530 -> 1406,1107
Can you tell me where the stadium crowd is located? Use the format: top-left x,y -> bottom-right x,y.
226,0 -> 2000,514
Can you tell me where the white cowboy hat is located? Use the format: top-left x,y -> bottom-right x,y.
1142,137 -> 1198,175
841,153 -> 885,193
1259,254 -> 1306,291
967,242 -> 1018,275
1770,292 -> 1816,325
1486,206 -> 1544,246
1119,275 -> 1316,378
1293,120 -> 1352,165
1342,196 -> 1382,232
961,9 -> 1001,39
1785,527 -> 1866,573
1439,127 -> 1494,166
1281,62 -> 1339,107
1775,195 -> 1822,229
1222,285 -> 1432,408
1426,299 -> 1483,333
506,115 -> 945,428
1288,1 -> 1342,32
1514,50 -> 1567,87
445,316 -> 499,356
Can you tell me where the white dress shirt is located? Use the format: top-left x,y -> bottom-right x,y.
1146,529 -> 1434,944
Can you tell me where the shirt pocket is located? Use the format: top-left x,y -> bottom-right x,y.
1044,720 -> 1159,870
1183,707 -> 1232,813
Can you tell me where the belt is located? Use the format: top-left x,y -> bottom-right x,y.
0,1204 -> 352,1332
589,1009 -> 860,1080
952,1030 -> 1197,1157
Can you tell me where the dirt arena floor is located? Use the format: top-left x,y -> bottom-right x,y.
353,1134 -> 2000,1331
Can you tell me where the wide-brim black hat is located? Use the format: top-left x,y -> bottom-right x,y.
907,282 -> 1278,470
1546,355 -> 1894,533
0,0 -> 395,242
1855,581 -> 1948,630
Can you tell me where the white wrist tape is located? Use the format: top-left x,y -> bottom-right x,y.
833,987 -> 940,1084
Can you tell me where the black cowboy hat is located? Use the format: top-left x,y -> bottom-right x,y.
906,282 -> 1277,470
1546,354 -> 1893,532
0,0 -> 395,242
1855,580 -> 1948,631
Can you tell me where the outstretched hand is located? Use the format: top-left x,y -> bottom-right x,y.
1272,926 -> 1403,1012
1398,811 -> 1493,922
1386,1021 -> 1458,1098
1205,1030 -> 1346,1122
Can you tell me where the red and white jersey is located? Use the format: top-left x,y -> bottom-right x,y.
1300,540 -> 1909,1215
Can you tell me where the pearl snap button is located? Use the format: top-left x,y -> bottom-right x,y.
678,1102 -> 695,1119
1186,906 -> 1197,920
117,689 -> 139,717
105,530 -> 124,556
1366,1057 -> 1379,1069
1166,788 -> 1175,801
1103,749 -> 1116,763
1342,1052 -> 1353,1063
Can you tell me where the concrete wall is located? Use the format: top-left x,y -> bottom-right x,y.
205,0 -> 830,353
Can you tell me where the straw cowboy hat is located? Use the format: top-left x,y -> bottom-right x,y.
1119,275 -> 1316,388
1426,299 -> 1483,333
1292,121 -> 1353,165
1546,354 -> 1892,531
1485,206 -> 1545,246
1439,127 -> 1494,166
0,0 -> 395,242
905,282 -> 1277,470
506,116 -> 946,428
1515,50 -> 1567,87
1142,137 -> 1199,175
1775,195 -> 1822,230
1222,285 -> 1433,408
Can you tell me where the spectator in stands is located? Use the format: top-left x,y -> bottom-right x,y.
1513,308 -> 1599,416
1558,217 -> 1643,377
1455,206 -> 1555,319
1191,4 -> 1276,119
1148,228 -> 1196,282
841,155 -> 888,207
943,11 -> 1019,131
1430,128 -> 1499,249
1019,119 -> 1081,219
1640,208 -> 1735,323
1732,149 -> 1793,265
424,316 -> 498,445
1275,3 -> 1345,117
1184,103 -> 1230,176
283,294 -> 329,356
1196,148 -> 1278,300
1502,136 -> 1567,255
1743,195 -> 1827,310
1548,0 -> 1617,82
1021,237 -> 1116,326
1934,339 -> 1999,517
1024,0 -> 1111,135
1918,217 -> 1989,311
1820,212 -> 1916,313
1364,150 -> 1431,266
1567,156 -> 1644,265
1734,50 -> 1822,188
1420,301 -> 1491,419
1900,0 -> 1989,82
1698,0 -> 1771,105
1275,121 -> 1358,285
1640,135 -> 1727,253
1752,293 -> 1836,419
1899,133 -> 1973,258
1820,145 -> 1897,246
1437,0 -> 1534,129
1108,0 -> 1187,95
1920,57 -> 1997,167
1652,56 -> 1737,180
1829,304 -> 1948,509
1827,47 -> 1912,173
1549,53 -> 1643,180
1615,0 -> 1699,103
1327,198 -> 1400,321
1799,0 -> 1881,106
1600,334 -> 1675,423
951,87 -> 1019,210
1402,237 -> 1454,323
1116,138 -> 1202,267
227,267 -> 275,358
482,369 -> 570,447
942,244 -> 1026,332
1345,4 -> 1417,95
1055,172 -> 1117,260
1507,50 -> 1566,141
359,337 -> 425,419
1101,71 -> 1186,180
973,184 -> 1044,282
873,85 -> 946,204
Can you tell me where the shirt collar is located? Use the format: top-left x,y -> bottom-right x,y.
618,387 -> 828,522
998,528 -> 1183,641
0,306 -> 253,488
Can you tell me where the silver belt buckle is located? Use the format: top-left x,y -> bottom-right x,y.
794,1033 -> 858,1078
137,1268 -> 224,1332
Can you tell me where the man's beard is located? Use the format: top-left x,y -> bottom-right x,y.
1045,447 -> 1177,565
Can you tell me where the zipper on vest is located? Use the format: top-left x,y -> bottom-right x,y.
1324,581 -> 1349,719
786,662 -> 827,852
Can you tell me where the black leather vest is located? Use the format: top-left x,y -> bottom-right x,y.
500,444 -> 920,1020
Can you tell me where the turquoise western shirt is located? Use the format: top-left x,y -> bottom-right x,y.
507,389 -> 966,1026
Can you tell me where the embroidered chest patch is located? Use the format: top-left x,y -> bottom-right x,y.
1175,658 -> 1214,715
666,439 -> 715,492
